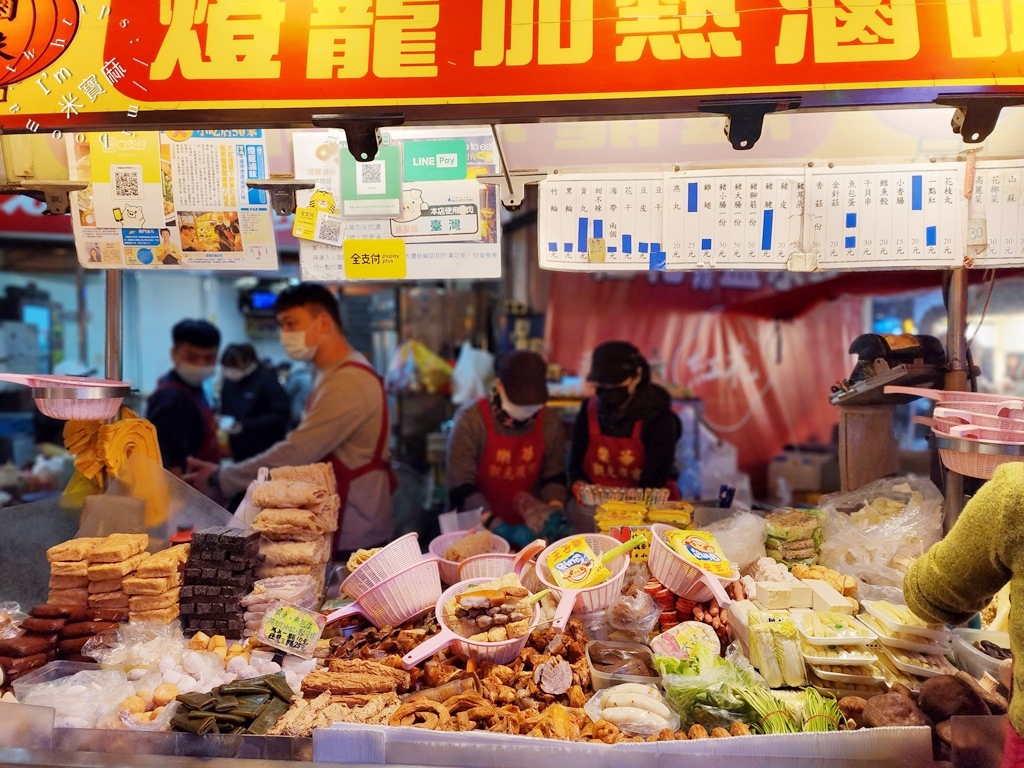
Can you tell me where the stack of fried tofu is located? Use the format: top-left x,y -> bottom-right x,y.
85,534 -> 150,612
250,463 -> 339,599
124,544 -> 189,624
47,537 -> 105,606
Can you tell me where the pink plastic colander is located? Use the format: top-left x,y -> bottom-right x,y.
399,578 -> 541,670
536,533 -> 630,634
341,533 -> 423,600
648,524 -> 738,604
0,373 -> 131,420
933,407 -> 1024,434
886,385 -> 1024,417
327,557 -> 441,629
949,424 -> 1024,443
458,539 -> 545,582
428,530 -> 510,585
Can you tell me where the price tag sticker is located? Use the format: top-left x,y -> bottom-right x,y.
257,600 -> 326,659
587,237 -> 607,263
343,238 -> 408,280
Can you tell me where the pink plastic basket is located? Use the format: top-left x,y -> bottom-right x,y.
933,407 -> 1024,434
428,530 -> 510,585
327,557 -> 441,629
886,386 -> 1024,405
399,578 -> 540,669
341,533 -> 423,601
648,523 -> 738,604
948,424 -> 1024,443
536,533 -> 630,633
457,539 -> 546,582
937,438 -> 1023,479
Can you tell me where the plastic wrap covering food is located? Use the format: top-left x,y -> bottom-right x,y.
818,476 -> 943,599
0,602 -> 25,640
748,611 -> 805,689
583,682 -> 680,736
704,512 -> 768,573
21,669 -> 135,729
606,588 -> 660,644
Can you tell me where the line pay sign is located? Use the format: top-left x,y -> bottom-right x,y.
404,140 -> 467,182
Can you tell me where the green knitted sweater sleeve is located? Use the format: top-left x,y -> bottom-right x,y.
903,462 -> 1024,626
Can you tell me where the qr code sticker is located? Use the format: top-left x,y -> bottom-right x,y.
355,160 -> 386,196
111,165 -> 143,200
315,214 -> 343,245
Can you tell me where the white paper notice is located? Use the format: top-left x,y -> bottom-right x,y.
293,129 -> 501,282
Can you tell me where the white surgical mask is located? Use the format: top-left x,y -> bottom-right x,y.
176,362 -> 216,387
499,390 -> 542,422
222,367 -> 246,383
281,329 -> 317,361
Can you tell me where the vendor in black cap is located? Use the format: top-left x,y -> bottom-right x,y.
570,340 -> 682,497
446,350 -> 569,546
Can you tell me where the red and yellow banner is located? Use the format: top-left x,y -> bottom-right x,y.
1,0 -> 1022,134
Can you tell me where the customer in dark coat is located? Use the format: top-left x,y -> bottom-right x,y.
219,343 -> 290,462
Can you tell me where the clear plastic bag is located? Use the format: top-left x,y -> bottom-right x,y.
704,511 -> 767,572
22,669 -> 135,729
0,601 -> 25,639
583,682 -> 680,736
606,589 -> 661,643
82,620 -> 190,671
818,475 -> 943,597
658,642 -> 765,730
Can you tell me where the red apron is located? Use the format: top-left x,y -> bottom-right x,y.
158,378 -> 221,463
1004,722 -> 1024,768
476,398 -> 546,525
582,398 -> 681,499
312,360 -> 397,553
582,398 -> 645,488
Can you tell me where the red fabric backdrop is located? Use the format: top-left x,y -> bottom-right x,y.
544,273 -> 865,494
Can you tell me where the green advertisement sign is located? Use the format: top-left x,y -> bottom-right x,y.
403,140 -> 468,182
340,144 -> 402,216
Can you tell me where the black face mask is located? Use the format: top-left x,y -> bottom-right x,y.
596,385 -> 631,410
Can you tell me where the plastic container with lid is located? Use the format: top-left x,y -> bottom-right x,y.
585,640 -> 661,691
951,628 -> 1011,680
798,612 -> 877,646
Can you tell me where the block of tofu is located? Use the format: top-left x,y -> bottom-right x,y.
801,578 -> 854,614
754,582 -> 813,609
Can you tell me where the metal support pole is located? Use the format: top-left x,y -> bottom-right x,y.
104,270 -> 122,382
944,268 -> 969,530
75,265 -> 88,366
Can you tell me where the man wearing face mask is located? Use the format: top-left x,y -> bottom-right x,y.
446,350 -> 569,547
146,319 -> 222,476
569,340 -> 682,498
186,283 -> 395,556
218,343 -> 290,462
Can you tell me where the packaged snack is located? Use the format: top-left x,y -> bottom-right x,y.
664,530 -> 734,579
546,536 -> 613,589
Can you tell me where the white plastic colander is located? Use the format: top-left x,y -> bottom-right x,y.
399,578 -> 541,669
536,533 -> 630,633
327,556 -> 441,629
428,530 -> 510,585
341,533 -> 423,600
648,523 -> 737,604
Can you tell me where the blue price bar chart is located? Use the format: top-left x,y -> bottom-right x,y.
665,170 -> 805,269
539,174 -> 666,271
806,163 -> 963,268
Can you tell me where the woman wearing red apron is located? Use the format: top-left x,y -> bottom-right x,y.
447,351 -> 570,548
569,341 -> 682,503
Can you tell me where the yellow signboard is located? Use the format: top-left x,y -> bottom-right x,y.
342,238 -> 407,280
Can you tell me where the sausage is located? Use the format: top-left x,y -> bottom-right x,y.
21,617 -> 66,634
58,636 -> 91,654
601,706 -> 671,730
0,634 -> 58,658
29,605 -> 71,619
601,692 -> 672,720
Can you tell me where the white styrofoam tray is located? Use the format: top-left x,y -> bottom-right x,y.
857,614 -> 952,655
861,601 -> 950,642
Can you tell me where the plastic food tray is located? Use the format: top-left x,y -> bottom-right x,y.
805,668 -> 885,700
856,614 -> 952,655
875,653 -> 923,692
11,660 -> 99,701
807,661 -> 888,686
861,601 -> 950,642
585,640 -> 662,691
798,612 -> 877,646
800,641 -> 877,667
951,628 -> 1011,680
877,644 -> 959,679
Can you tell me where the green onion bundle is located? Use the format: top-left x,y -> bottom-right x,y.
738,687 -> 799,734
802,688 -> 845,732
